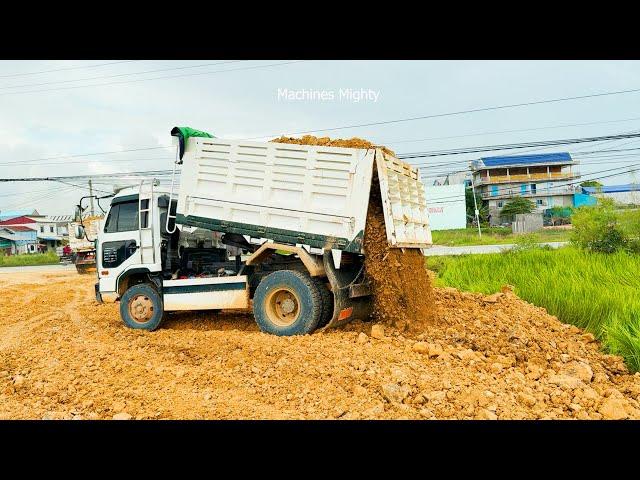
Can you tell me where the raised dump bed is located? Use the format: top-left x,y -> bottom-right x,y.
174,137 -> 432,255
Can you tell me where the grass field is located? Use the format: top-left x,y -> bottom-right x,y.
431,227 -> 572,246
0,251 -> 60,267
427,246 -> 640,371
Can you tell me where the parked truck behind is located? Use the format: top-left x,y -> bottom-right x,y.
76,127 -> 432,336
68,215 -> 102,274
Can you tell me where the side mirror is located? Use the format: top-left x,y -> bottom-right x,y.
74,224 -> 85,240
74,206 -> 82,222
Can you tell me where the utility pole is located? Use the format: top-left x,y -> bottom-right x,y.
470,174 -> 482,238
88,180 -> 95,216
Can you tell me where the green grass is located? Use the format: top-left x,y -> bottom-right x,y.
431,227 -> 571,246
427,246 -> 640,371
0,251 -> 60,267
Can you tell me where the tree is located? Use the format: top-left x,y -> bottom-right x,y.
580,180 -> 603,188
499,197 -> 535,221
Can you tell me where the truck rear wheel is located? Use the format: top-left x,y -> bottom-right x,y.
253,270 -> 322,336
314,278 -> 334,328
120,283 -> 164,331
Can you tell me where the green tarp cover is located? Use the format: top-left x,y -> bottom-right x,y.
171,126 -> 215,162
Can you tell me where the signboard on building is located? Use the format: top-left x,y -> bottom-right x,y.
424,184 -> 467,230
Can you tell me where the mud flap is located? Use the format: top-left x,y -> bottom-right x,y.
320,251 -> 372,330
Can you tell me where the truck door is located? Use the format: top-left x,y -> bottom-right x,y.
98,197 -> 147,291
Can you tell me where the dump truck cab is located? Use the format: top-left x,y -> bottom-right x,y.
95,183 -> 164,303
86,129 -> 432,336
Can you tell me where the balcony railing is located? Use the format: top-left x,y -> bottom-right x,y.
481,187 -> 577,200
476,172 -> 577,185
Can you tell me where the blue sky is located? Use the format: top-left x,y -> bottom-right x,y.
1,60 -> 639,215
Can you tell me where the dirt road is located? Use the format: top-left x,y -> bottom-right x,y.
1,270 -> 640,420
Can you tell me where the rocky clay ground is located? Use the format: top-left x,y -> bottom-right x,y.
1,269 -> 640,420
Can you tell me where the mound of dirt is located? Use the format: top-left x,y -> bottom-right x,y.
271,135 -> 396,156
363,175 -> 437,333
2,270 -> 640,420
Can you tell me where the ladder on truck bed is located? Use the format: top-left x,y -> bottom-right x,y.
138,179 -> 156,265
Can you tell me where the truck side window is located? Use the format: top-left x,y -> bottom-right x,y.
104,201 -> 140,233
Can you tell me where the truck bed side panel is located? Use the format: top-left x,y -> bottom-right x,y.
177,139 -> 375,253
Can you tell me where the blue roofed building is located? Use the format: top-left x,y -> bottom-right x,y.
471,152 -> 580,224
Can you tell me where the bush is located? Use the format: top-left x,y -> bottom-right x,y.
510,233 -> 540,252
571,198 -> 628,253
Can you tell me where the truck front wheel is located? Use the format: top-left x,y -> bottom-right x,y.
253,270 -> 322,336
120,283 -> 164,331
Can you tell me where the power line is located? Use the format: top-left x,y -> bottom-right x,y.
0,146 -> 171,167
0,61 -> 306,97
0,61 -> 136,79
245,85 -> 640,139
421,162 -> 640,204
4,123 -> 637,170
425,167 -> 640,206
0,157 -> 174,168
379,116 -> 640,146
0,60 -> 244,91
0,170 -> 175,182
398,132 -> 640,160
0,185 -> 79,210
54,179 -> 112,195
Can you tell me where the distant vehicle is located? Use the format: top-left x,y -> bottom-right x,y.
76,127 -> 433,336
68,216 -> 102,274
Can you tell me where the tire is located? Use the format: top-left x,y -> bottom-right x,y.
253,270 -> 322,336
120,283 -> 165,331
313,277 -> 334,328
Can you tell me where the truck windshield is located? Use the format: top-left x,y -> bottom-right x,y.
104,200 -> 139,233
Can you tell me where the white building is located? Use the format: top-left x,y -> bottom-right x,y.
424,184 -> 467,230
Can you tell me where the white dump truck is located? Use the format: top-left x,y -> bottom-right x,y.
75,127 -> 432,336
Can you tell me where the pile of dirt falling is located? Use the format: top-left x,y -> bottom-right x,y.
271,135 -> 396,156
270,134 -> 434,332
363,174 -> 437,333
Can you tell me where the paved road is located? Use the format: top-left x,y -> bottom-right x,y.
0,264 -> 77,274
424,241 -> 569,256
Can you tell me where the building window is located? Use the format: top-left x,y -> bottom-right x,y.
40,226 -> 44,233
491,185 -> 498,197
49,225 -> 54,233
536,199 -> 544,207
531,183 -> 537,194
497,201 -> 504,208
520,184 -> 527,194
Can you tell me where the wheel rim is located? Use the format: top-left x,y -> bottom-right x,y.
128,294 -> 154,324
265,287 -> 301,327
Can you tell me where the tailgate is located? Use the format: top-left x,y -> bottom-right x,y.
375,149 -> 432,248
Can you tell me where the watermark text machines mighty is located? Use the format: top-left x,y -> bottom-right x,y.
277,88 -> 381,103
